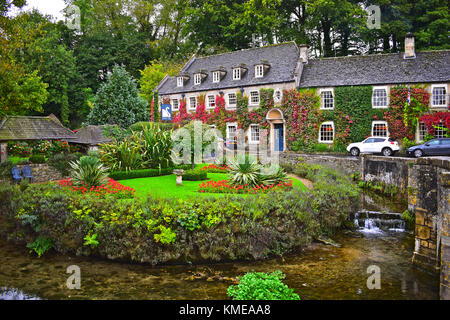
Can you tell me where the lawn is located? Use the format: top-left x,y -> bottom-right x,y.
8,156 -> 29,164
119,173 -> 307,200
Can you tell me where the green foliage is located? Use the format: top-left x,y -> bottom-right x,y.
183,169 -> 208,181
29,154 -> 46,164
48,153 -> 83,177
227,271 -> 300,300
228,155 -> 262,187
108,168 -> 174,180
100,123 -> 174,171
153,226 -> 176,244
26,236 -> 53,258
83,233 -> 99,248
401,210 -> 415,230
0,161 -> 14,178
70,156 -> 109,187
86,65 -> 149,128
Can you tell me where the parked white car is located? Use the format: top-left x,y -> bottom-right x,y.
347,137 -> 400,157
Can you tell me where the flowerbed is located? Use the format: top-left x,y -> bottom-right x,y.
57,178 -> 135,199
200,164 -> 231,173
199,179 -> 293,194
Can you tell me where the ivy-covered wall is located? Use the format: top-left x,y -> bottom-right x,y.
166,84 -> 448,152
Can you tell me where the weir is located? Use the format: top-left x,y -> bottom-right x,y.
360,155 -> 450,300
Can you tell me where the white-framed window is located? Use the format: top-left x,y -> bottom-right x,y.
177,77 -> 184,87
431,84 -> 447,107
249,91 -> 260,106
233,68 -> 241,80
418,121 -> 427,142
434,121 -> 446,138
227,123 -> 237,141
212,71 -> 220,83
227,93 -> 237,108
207,95 -> 216,109
188,96 -> 197,110
319,88 -> 334,109
255,65 -> 264,78
372,86 -> 389,108
249,124 -> 260,143
172,99 -> 179,111
274,89 -> 282,103
194,74 -> 201,85
319,122 -> 334,143
372,121 -> 388,137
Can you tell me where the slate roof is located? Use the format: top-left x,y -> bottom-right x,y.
299,50 -> 450,88
0,115 -> 76,142
70,125 -> 113,146
157,42 -> 300,95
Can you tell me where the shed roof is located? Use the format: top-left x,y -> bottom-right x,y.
299,50 -> 450,88
0,115 -> 76,141
70,125 -> 113,146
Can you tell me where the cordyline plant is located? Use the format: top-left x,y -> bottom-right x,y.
69,156 -> 109,187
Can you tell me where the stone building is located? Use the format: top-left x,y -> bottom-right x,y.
157,34 -> 449,152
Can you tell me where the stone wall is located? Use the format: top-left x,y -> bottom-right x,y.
2,163 -> 64,184
361,155 -> 415,191
280,152 -> 361,176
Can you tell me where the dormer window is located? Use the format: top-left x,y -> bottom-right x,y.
233,68 -> 241,80
212,71 -> 220,83
194,74 -> 201,85
255,65 -> 264,78
177,77 -> 184,87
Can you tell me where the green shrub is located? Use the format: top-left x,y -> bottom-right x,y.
183,169 -> 208,181
401,210 -> 415,230
312,143 -> 329,152
0,161 -> 13,178
29,154 -> 46,164
228,155 -> 262,187
48,153 -> 83,176
227,271 -> 300,300
70,156 -> 109,187
108,167 -> 174,180
259,165 -> 288,186
87,150 -> 101,158
26,236 -> 53,258
280,162 -> 295,173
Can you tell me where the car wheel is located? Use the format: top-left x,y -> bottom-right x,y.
382,148 -> 393,157
414,149 -> 423,158
350,147 -> 360,156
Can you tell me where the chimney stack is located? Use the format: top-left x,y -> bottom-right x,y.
299,44 -> 309,64
404,32 -> 416,59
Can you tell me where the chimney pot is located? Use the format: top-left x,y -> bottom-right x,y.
299,44 -> 309,63
404,32 -> 416,59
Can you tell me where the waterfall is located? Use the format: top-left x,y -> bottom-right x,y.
351,210 -> 406,234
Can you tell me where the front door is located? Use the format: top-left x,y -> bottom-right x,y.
274,124 -> 284,151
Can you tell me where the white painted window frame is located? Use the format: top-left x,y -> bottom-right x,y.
226,122 -> 237,140
177,77 -> 184,87
172,98 -> 179,111
207,95 -> 216,109
371,121 -> 389,137
431,84 -> 448,108
194,74 -> 201,85
212,71 -> 220,83
318,121 -> 335,144
232,68 -> 241,80
188,96 -> 197,111
249,90 -> 260,106
318,88 -> 334,110
372,86 -> 389,109
227,93 -> 237,109
255,65 -> 264,78
248,124 -> 260,144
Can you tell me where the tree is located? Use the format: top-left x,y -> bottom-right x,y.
86,65 -> 149,128
138,60 -> 182,102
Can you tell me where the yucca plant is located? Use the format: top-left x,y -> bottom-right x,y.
135,124 -> 174,169
258,165 -> 288,186
228,155 -> 262,187
70,156 -> 109,187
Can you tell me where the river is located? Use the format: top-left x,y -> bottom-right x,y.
0,193 -> 440,300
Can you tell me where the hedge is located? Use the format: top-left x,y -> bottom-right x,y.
183,169 -> 208,181
29,155 -> 46,164
109,168 -> 174,180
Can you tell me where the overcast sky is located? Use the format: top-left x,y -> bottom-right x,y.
10,0 -> 66,21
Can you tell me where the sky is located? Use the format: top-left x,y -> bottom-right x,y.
10,0 -> 67,21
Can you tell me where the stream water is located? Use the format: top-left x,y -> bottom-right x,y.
0,192 -> 440,300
